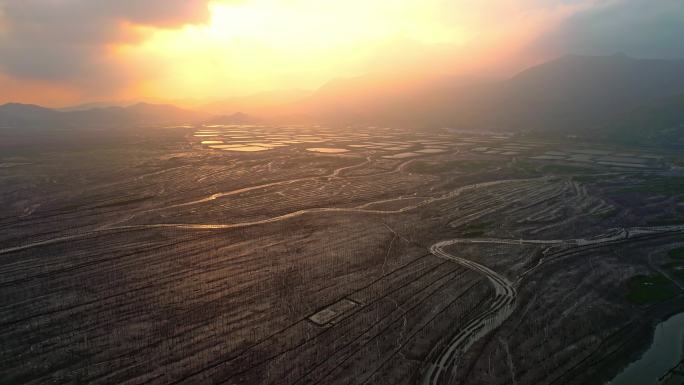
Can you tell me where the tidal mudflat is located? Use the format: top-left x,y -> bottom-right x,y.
1,125 -> 683,385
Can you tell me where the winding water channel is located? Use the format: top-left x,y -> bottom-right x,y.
606,312 -> 684,385
2,169 -> 684,385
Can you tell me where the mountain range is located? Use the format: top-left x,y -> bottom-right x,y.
2,54 -> 684,145
0,102 -> 210,130
287,54 -> 684,133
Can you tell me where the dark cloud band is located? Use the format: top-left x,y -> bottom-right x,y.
534,0 -> 684,59
0,0 -> 211,84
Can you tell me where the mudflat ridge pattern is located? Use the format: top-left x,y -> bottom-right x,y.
2,125 -> 684,385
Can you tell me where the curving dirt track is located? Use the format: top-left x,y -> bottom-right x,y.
3,143 -> 684,385
421,224 -> 684,385
422,239 -> 516,385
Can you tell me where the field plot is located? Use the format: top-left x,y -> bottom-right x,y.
1,126 -> 684,385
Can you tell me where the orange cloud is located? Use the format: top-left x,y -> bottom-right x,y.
118,0 -> 595,100
0,0 -> 609,106
0,0 -> 212,105
0,74 -> 81,106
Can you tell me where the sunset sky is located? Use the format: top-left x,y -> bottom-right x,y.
1,0 -> 683,107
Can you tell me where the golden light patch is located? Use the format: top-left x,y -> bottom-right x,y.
115,0 -> 469,99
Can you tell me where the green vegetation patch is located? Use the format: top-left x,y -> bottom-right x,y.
594,208 -> 619,220
646,217 -> 684,227
617,177 -> 684,202
664,261 -> 684,280
458,222 -> 492,238
669,247 -> 684,260
625,274 -> 679,304
664,248 -> 684,280
461,230 -> 485,238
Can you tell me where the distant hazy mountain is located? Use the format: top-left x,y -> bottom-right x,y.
202,89 -> 311,116
68,103 -> 208,127
4,54 -> 684,143
595,93 -> 684,146
58,102 -> 128,112
494,53 -> 684,131
205,112 -> 261,125
286,72 -> 497,128
292,54 -> 684,133
0,102 -> 209,130
0,103 -> 61,128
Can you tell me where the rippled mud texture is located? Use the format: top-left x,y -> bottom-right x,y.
1,125 -> 683,385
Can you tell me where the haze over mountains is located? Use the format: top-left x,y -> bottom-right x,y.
0,103 -> 209,130
294,54 -> 684,133
3,54 -> 684,144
